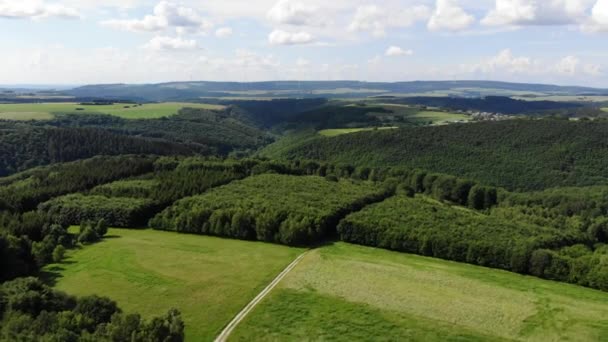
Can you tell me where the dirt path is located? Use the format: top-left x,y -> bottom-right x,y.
214,250 -> 309,342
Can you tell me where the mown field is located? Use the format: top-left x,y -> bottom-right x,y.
44,228 -> 303,341
372,103 -> 470,125
232,243 -> 608,341
318,127 -> 398,137
0,102 -> 225,120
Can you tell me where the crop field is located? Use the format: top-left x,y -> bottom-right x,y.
232,243 -> 608,341
0,102 -> 225,120
44,228 -> 303,341
318,127 -> 398,137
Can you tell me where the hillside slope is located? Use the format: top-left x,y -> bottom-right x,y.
67,81 -> 608,101
263,119 -> 608,191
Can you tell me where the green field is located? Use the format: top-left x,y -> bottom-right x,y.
318,127 -> 398,137
232,243 -> 608,341
375,103 -> 470,125
44,228 -> 303,341
0,102 -> 225,120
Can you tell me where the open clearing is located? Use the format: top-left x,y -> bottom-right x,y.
318,127 -> 398,137
43,228 -> 303,341
231,243 -> 608,341
0,102 -> 225,120
0,111 -> 54,120
373,103 -> 470,125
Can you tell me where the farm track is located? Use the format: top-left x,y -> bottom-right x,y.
214,250 -> 310,342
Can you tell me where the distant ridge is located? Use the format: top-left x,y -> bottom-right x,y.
66,80 -> 608,102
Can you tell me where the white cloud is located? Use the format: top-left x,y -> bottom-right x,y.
267,0 -> 319,26
583,0 -> 608,31
555,55 -> 580,75
349,4 -> 430,37
143,35 -> 197,51
583,63 -> 601,76
385,46 -> 414,57
215,27 -> 233,38
466,49 -> 534,74
428,0 -> 475,31
101,1 -> 212,34
233,49 -> 280,69
482,0 -> 593,26
461,49 -> 603,81
268,29 -> 314,45
554,56 -> 602,76
0,0 -> 79,19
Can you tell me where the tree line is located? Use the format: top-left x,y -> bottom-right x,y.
0,155 -> 157,212
338,194 -> 608,291
0,277 -> 184,341
150,174 -> 393,246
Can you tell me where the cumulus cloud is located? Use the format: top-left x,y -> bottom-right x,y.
462,49 -> 602,80
385,46 -> 414,57
583,0 -> 608,31
101,1 -> 212,34
0,0 -> 80,19
233,49 -> 280,69
215,27 -> 233,38
268,29 -> 314,45
428,0 -> 475,31
267,0 -> 320,26
555,55 -> 580,75
482,0 -> 592,26
555,55 -> 602,75
143,35 -> 197,51
348,4 -> 430,37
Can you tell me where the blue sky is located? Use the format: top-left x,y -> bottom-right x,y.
2,0 -> 608,86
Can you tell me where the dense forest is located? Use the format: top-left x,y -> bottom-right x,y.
286,105 -> 390,129
394,96 -> 583,115
265,119 -> 608,191
150,174 -> 393,245
0,107 -> 272,176
339,195 -> 607,290
0,122 -> 193,176
0,277 -> 184,341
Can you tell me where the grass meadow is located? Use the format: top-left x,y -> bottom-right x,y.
318,127 -> 398,137
374,103 -> 470,125
43,228 -> 303,341
0,102 -> 225,120
232,243 -> 608,341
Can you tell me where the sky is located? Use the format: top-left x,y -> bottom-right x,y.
1,0 -> 608,87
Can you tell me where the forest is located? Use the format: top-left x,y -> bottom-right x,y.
0,107 -> 272,176
150,174 -> 393,245
265,119 -> 608,191
3,98 -> 608,340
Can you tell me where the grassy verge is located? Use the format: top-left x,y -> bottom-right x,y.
232,243 -> 608,341
43,228 -> 303,341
